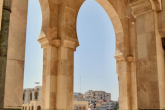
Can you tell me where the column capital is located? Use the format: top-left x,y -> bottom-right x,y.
129,0 -> 162,18
130,0 -> 152,18
38,31 -> 51,49
115,54 -> 134,63
126,55 -> 134,63
38,31 -> 79,50
61,38 -> 79,50
114,54 -> 126,62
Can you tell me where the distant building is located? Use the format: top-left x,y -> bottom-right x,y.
22,87 -> 88,110
74,101 -> 88,110
23,86 -> 42,104
22,86 -> 42,110
84,90 -> 111,108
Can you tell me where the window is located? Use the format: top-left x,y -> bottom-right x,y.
23,93 -> 25,100
30,93 -> 32,100
35,92 -> 38,99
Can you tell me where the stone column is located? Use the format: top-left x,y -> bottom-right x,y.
38,34 -> 76,109
38,35 -> 58,109
130,0 -> 164,109
116,56 -> 133,109
55,39 -> 76,109
3,0 -> 28,109
0,0 -> 12,109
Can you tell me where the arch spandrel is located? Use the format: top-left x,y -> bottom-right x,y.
39,0 -> 50,37
94,0 -> 128,59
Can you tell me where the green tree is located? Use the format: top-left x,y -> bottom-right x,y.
114,103 -> 119,110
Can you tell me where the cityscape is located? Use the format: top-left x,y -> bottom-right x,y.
22,86 -> 119,110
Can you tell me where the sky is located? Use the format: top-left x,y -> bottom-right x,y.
24,0 -> 119,101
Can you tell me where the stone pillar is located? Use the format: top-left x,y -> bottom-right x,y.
0,0 -> 12,109
38,34 -> 76,109
116,56 -> 133,109
3,0 -> 28,109
130,0 -> 164,109
55,39 -> 76,109
38,36 -> 57,109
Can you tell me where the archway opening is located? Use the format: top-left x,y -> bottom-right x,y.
22,0 -> 42,105
74,0 -> 119,109
37,106 -> 41,110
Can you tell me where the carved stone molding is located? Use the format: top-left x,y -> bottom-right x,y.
129,0 -> 153,18
129,0 -> 162,18
115,54 -> 134,63
114,54 -> 126,62
150,0 -> 162,12
62,39 -> 78,49
126,55 -> 134,63
52,39 -> 61,47
126,4 -> 136,22
38,31 -> 51,49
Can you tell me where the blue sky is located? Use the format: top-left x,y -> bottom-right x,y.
24,0 -> 119,101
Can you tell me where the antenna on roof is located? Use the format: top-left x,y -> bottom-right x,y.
80,75 -> 81,93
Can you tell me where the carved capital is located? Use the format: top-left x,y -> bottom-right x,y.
129,0 -> 153,18
126,55 -> 134,63
114,54 -> 126,62
38,31 -> 51,49
52,39 -> 61,47
129,0 -> 162,18
126,4 -> 136,22
62,39 -> 78,49
115,54 -> 134,63
150,0 -> 162,12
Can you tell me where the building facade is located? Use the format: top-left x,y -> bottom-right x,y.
23,87 -> 88,110
23,86 -> 42,104
84,90 -> 111,108
74,90 -> 118,110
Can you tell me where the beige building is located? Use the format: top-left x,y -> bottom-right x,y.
22,101 -> 41,110
74,101 -> 88,110
1,0 -> 165,110
23,86 -> 42,104
23,87 -> 88,110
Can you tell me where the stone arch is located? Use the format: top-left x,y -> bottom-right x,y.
38,0 -> 132,109
39,0 -> 50,36
1,0 -> 165,110
77,0 -> 128,58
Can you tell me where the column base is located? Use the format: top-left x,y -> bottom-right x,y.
3,108 -> 21,110
3,107 -> 21,110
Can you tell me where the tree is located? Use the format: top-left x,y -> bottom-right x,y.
114,103 -> 119,110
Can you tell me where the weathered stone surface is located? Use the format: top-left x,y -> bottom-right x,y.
0,0 -> 12,109
1,0 -> 165,109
